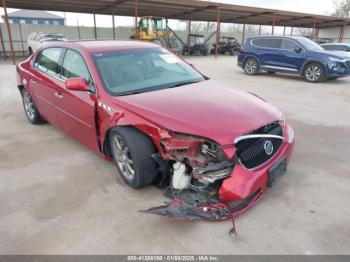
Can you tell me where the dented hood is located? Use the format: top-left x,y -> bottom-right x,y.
115,80 -> 282,146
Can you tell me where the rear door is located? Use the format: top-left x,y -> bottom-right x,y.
251,38 -> 282,67
54,48 -> 100,152
31,47 -> 64,127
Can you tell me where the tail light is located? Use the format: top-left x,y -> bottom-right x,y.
240,47 -> 245,52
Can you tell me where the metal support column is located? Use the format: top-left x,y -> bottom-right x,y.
187,19 -> 191,55
339,25 -> 345,43
112,12 -> 116,39
93,13 -> 97,39
2,0 -> 15,64
241,23 -> 246,45
311,21 -> 316,39
283,26 -> 286,36
134,0 -> 138,37
258,24 -> 262,35
315,28 -> 319,41
215,7 -> 221,58
290,27 -> 294,36
0,25 -> 6,60
271,12 -> 277,35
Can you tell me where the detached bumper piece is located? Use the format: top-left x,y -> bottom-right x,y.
140,188 -> 263,237
140,188 -> 231,221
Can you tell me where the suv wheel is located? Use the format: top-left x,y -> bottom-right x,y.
109,126 -> 158,189
244,58 -> 259,75
304,63 -> 325,83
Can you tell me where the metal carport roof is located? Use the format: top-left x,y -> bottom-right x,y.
2,0 -> 350,28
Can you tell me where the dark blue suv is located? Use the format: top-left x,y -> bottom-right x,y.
238,36 -> 350,82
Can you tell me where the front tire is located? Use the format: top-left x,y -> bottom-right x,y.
22,88 -> 45,124
304,63 -> 325,83
109,126 -> 158,189
244,57 -> 259,75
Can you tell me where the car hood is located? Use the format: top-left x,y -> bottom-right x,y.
113,80 -> 282,146
312,50 -> 350,60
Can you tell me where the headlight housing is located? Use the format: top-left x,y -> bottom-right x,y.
160,131 -> 227,165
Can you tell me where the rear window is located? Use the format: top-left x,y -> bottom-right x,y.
34,47 -> 62,77
252,38 -> 281,49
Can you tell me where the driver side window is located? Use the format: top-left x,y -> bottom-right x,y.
61,49 -> 94,91
281,39 -> 301,50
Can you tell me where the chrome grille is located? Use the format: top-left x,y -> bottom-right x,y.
235,122 -> 283,169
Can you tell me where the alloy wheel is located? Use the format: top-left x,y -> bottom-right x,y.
245,59 -> 257,74
305,65 -> 321,82
23,91 -> 35,120
112,135 -> 135,181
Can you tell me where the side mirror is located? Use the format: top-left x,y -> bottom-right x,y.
294,47 -> 303,53
65,77 -> 90,92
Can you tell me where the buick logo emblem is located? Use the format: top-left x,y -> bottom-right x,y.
264,140 -> 274,155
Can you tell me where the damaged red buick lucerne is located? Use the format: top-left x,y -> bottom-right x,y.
16,40 -> 294,221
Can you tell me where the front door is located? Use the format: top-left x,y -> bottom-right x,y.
278,39 -> 305,72
54,48 -> 100,153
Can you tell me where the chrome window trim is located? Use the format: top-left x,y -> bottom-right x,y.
31,45 -> 97,95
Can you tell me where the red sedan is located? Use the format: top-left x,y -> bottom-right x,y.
16,40 -> 294,221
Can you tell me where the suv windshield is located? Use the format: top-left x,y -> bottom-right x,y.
93,48 -> 205,96
297,38 -> 324,51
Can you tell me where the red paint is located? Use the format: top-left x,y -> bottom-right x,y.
17,40 -> 295,214
65,77 -> 90,92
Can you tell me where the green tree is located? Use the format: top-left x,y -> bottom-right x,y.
333,0 -> 350,18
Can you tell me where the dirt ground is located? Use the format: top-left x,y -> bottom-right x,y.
0,56 -> 349,254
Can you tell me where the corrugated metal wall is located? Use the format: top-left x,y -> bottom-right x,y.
318,26 -> 350,44
0,23 -> 244,57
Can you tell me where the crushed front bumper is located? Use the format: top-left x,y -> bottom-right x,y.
142,123 -> 295,221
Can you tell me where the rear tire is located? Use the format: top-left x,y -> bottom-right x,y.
109,126 -> 158,189
244,57 -> 259,75
21,88 -> 45,125
28,47 -> 33,55
303,62 -> 325,83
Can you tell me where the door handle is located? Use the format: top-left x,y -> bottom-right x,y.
54,92 -> 64,99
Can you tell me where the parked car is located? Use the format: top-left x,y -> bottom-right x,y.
315,38 -> 333,45
182,34 -> 208,56
321,43 -> 350,52
211,36 -> 241,55
17,40 -> 294,221
27,32 -> 67,55
238,35 -> 350,82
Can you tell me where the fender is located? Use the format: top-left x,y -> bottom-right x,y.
300,59 -> 328,76
97,103 -> 168,158
242,54 -> 261,67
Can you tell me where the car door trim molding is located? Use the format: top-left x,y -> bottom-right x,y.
260,65 -> 298,72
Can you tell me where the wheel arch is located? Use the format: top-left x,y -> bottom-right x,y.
301,60 -> 327,76
102,121 -> 165,159
242,55 -> 261,67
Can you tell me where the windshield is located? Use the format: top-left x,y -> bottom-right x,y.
297,38 -> 324,51
93,48 -> 206,96
190,36 -> 204,45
